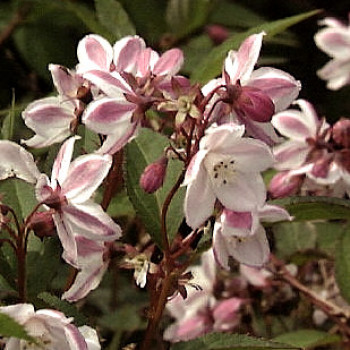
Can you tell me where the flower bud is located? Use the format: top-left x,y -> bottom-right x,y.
206,24 -> 229,45
236,86 -> 275,122
140,157 -> 168,193
332,118 -> 350,148
311,154 -> 333,178
27,211 -> 56,239
268,171 -> 303,198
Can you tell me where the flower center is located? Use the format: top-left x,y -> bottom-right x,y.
205,154 -> 237,186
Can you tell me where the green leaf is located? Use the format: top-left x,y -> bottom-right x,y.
0,312 -> 35,343
335,225 -> 350,304
126,128 -> 185,247
166,0 -> 213,40
274,329 -> 341,349
1,90 -> 16,141
95,0 -> 135,40
270,196 -> 350,221
171,333 -> 300,350
0,179 -> 36,222
191,10 -> 320,83
27,236 -> 62,297
37,292 -> 87,327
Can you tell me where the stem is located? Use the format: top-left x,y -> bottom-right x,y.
16,227 -> 27,302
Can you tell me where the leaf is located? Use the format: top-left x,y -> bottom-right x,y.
37,292 -> 87,327
0,312 -> 35,343
95,0 -> 135,40
270,196 -> 350,221
0,179 -> 37,222
26,236 -> 62,297
191,10 -> 320,84
335,225 -> 350,304
126,128 -> 185,247
166,0 -> 213,40
274,329 -> 341,349
171,333 -> 300,350
1,90 -> 16,141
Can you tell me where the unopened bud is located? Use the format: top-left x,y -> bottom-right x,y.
27,211 -> 56,239
311,155 -> 333,178
332,118 -> 350,148
140,157 -> 168,193
269,171 -> 303,198
236,86 -> 275,122
206,24 -> 229,45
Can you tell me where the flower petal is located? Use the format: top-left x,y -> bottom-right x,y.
153,48 -> 184,76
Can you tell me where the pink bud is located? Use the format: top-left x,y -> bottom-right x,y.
27,211 -> 56,239
311,155 -> 333,178
140,157 -> 168,193
206,24 -> 229,45
332,118 -> 350,148
268,171 -> 303,198
236,86 -> 275,122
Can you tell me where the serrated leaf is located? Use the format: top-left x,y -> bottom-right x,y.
335,225 -> 350,304
191,10 -> 320,83
37,292 -> 87,327
270,196 -> 350,221
166,0 -> 213,40
95,0 -> 135,40
171,333 -> 300,350
0,312 -> 35,343
0,179 -> 36,222
126,128 -> 185,247
274,329 -> 341,349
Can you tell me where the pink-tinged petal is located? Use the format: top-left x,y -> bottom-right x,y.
113,35 -> 146,73
35,174 -> 52,202
258,204 -> 292,222
248,67 -> 301,112
183,150 -> 207,186
0,304 -> 35,324
201,123 -> 245,152
153,48 -> 184,76
225,32 -> 264,83
96,121 -> 139,155
268,171 -> 303,198
21,97 -> 75,147
78,326 -> 101,350
239,264 -> 271,287
83,70 -> 131,97
213,223 -> 231,269
317,58 -> 350,90
77,34 -> 113,72
215,172 -> 266,211
62,253 -> 107,302
83,97 -> 136,135
0,141 -> 40,183
315,28 -> 350,59
223,209 -> 252,230
62,153 -> 112,202
184,164 -> 216,229
62,202 -> 122,241
65,324 -> 88,350
213,297 -> 242,331
319,17 -> 346,28
49,64 -> 82,98
273,140 -> 309,170
137,48 -> 159,77
53,212 -> 78,266
272,110 -> 315,141
51,136 -> 77,188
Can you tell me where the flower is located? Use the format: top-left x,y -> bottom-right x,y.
213,204 -> 291,268
0,303 -> 100,349
184,123 -> 273,229
35,137 -> 122,266
314,14 -> 350,90
202,32 -> 301,144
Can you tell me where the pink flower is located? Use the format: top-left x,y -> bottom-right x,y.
184,123 -> 273,229
314,14 -> 350,90
35,137 -> 122,266
213,204 -> 291,267
203,32 -> 301,144
0,303 -> 100,349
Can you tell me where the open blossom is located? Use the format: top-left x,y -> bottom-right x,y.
21,64 -> 93,148
0,303 -> 100,349
184,123 -> 273,229
203,32 -> 301,144
213,204 -> 291,268
314,14 -> 350,90
78,34 -> 184,154
164,249 -> 244,342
